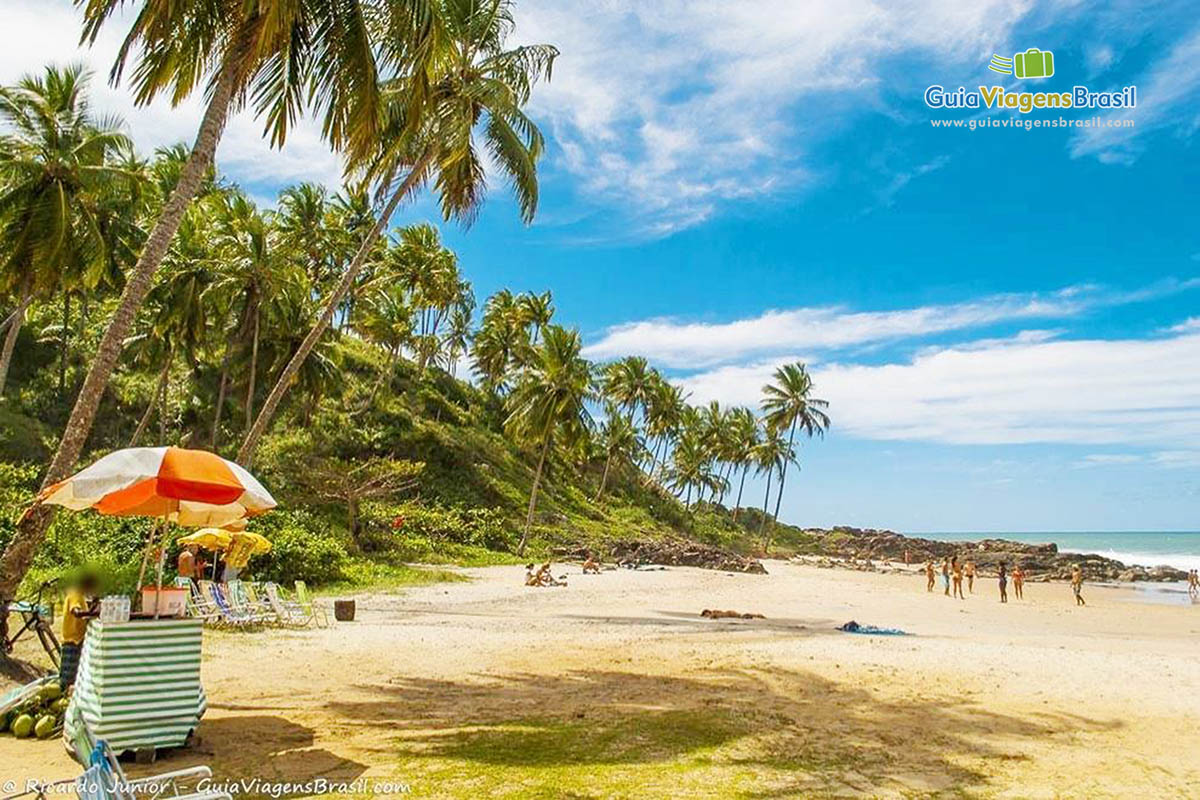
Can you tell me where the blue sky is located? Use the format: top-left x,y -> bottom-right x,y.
5,0 -> 1200,532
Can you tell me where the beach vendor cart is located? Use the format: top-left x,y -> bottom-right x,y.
25,446 -> 276,761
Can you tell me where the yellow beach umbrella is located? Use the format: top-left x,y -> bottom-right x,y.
177,528 -> 235,551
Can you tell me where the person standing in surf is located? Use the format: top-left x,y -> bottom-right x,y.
998,562 -> 1008,604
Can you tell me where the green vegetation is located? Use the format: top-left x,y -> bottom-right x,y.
0,1 -> 830,607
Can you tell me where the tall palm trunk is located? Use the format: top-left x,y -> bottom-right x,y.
238,145 -> 437,466
759,472 -> 773,538
519,434 -> 552,556
770,419 -> 798,534
58,291 -> 70,398
733,464 -> 749,522
245,306 -> 260,429
211,347 -> 232,449
130,352 -> 173,447
594,450 -> 613,502
0,276 -> 33,396
0,56 -> 242,621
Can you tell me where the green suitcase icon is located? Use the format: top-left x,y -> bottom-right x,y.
1013,48 -> 1054,79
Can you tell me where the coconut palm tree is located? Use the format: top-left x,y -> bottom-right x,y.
442,304 -> 473,377
354,282 -> 413,406
504,325 -> 593,555
276,183 -> 331,285
594,406 -> 638,502
0,64 -> 132,396
753,427 -> 794,549
761,362 -> 830,529
727,407 -> 761,521
643,376 -> 685,484
1,0 -> 430,612
239,0 -> 558,465
520,290 -> 554,344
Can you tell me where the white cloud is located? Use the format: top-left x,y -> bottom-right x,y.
583,280 -> 1199,368
1149,451 -> 1200,469
0,1 -> 344,195
517,0 -> 1038,234
1071,25 -> 1200,163
1073,453 -> 1142,468
678,328 -> 1200,448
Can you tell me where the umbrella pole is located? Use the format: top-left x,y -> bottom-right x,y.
136,519 -> 159,595
154,515 -> 169,619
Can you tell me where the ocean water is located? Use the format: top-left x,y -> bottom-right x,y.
911,531 -> 1200,572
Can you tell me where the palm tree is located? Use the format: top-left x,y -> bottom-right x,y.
442,304 -> 473,377
239,0 -> 558,464
2,0 -> 426,610
0,64 -> 132,395
505,325 -> 593,555
643,376 -> 684,484
276,183 -> 331,285
753,427 -> 794,549
354,282 -> 413,406
520,291 -> 554,344
667,428 -> 713,510
761,362 -> 830,532
727,408 -> 761,521
594,406 -> 638,502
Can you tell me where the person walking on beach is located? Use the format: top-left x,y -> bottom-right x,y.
951,556 -> 964,599
965,561 -> 976,593
998,562 -> 1008,603
1011,563 -> 1025,600
1188,569 -> 1199,599
942,558 -> 951,596
1071,565 -> 1086,606
925,561 -> 936,592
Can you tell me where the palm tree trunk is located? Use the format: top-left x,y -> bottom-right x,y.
237,145 -> 437,467
0,276 -> 32,396
771,419 -> 798,532
0,55 -> 242,621
159,350 -> 172,444
733,465 -> 749,522
519,434 -> 552,556
759,473 -> 772,538
245,306 -> 260,429
130,355 -> 172,447
58,291 -> 70,398
211,348 -> 232,449
594,451 -> 613,502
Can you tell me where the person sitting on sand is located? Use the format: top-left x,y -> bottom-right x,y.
525,563 -> 539,586
998,562 -> 1008,604
951,556 -> 964,599
1012,564 -> 1025,600
925,561 -> 936,592
964,561 -> 976,593
942,558 -> 951,596
1071,565 -> 1086,606
582,554 -> 601,574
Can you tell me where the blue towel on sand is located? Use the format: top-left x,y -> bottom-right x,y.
837,620 -> 910,636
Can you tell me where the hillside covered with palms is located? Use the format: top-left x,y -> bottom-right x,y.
0,0 -> 830,602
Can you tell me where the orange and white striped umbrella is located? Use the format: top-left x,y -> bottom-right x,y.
36,446 -> 276,527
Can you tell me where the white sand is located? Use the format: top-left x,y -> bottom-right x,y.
3,561 -> 1199,797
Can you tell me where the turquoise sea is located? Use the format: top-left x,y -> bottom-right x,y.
912,531 -> 1200,572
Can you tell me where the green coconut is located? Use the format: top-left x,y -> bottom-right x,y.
34,714 -> 56,739
11,714 -> 34,739
38,683 -> 62,702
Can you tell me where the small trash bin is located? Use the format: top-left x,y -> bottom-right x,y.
334,599 -> 355,622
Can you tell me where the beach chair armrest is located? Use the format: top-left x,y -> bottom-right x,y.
124,766 -> 213,790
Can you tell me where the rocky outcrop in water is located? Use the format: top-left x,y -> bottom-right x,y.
795,526 -> 1187,582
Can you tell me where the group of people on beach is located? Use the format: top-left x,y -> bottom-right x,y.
918,554 -> 1084,605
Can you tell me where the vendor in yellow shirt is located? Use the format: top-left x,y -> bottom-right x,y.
59,572 -> 99,689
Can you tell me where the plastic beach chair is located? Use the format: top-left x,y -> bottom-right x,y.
262,582 -> 313,628
199,581 -> 256,628
294,581 -> 330,628
226,580 -> 275,624
174,577 -> 219,625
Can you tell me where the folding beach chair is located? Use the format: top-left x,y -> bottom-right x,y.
71,720 -> 231,800
199,581 -> 257,628
294,581 -> 330,628
174,577 -> 219,625
262,582 -> 314,628
226,580 -> 275,624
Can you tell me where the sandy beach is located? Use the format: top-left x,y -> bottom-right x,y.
3,561 -> 1199,798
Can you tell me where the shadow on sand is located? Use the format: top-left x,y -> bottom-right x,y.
320,666 -> 1122,797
